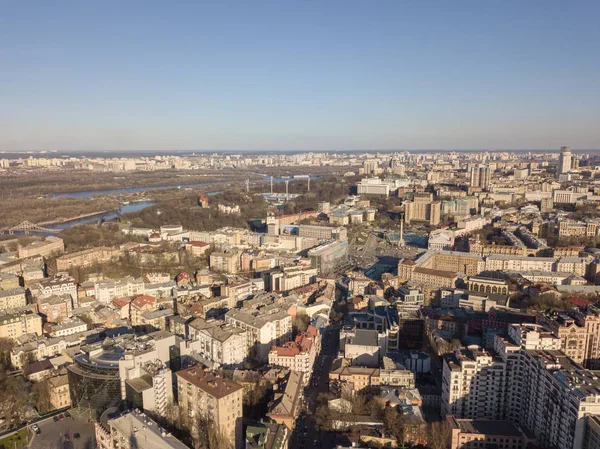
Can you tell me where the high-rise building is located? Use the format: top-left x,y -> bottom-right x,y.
469,165 -> 492,191
442,325 -> 600,449
363,159 -> 379,175
558,145 -> 572,174
404,193 -> 441,225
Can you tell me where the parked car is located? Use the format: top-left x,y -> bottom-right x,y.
31,423 -> 40,434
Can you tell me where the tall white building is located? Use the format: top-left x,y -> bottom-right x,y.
442,325 -> 600,449
559,145 -> 572,175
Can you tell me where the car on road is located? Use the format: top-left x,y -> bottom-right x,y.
31,423 -> 40,434
53,416 -> 58,422
64,411 -> 71,418
59,414 -> 65,420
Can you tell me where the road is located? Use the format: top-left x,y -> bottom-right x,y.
290,280 -> 345,449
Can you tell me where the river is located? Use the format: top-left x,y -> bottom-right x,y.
44,201 -> 156,231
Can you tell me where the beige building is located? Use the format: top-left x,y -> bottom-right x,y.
0,312 -> 43,340
0,273 -> 20,290
448,417 -> 526,449
0,287 -> 27,309
404,193 -> 441,225
55,247 -> 120,271
210,251 -> 240,273
48,373 -> 71,410
176,367 -> 243,448
18,236 -> 64,259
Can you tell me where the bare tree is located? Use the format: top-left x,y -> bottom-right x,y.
427,420 -> 452,449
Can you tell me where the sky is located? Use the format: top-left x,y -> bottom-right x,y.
1,0 -> 599,152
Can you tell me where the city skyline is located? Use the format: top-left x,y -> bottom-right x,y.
1,0 -> 600,151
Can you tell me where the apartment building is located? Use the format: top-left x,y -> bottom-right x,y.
443,325 -> 600,449
47,317 -> 88,337
176,367 -> 243,448
0,273 -> 20,290
96,410 -> 190,449
410,267 -> 457,289
34,275 -> 78,305
225,307 -> 292,363
485,255 -> 555,272
557,219 -> 600,238
537,307 -> 600,369
0,287 -> 27,309
413,250 -> 485,277
268,325 -> 320,373
37,294 -> 73,322
263,266 -> 318,292
441,348 -> 507,420
0,311 -> 42,340
210,251 -> 241,273
91,277 -> 145,303
187,318 -> 247,367
56,247 -> 120,271
18,236 -> 64,259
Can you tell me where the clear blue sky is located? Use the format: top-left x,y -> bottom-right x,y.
1,0 -> 599,152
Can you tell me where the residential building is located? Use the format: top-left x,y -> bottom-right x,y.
187,318 -> 247,367
210,251 -> 241,273
18,236 -> 64,259
95,409 -> 190,449
176,367 -> 243,448
0,287 -> 27,309
56,247 -> 120,271
268,325 -> 320,373
448,417 -> 527,449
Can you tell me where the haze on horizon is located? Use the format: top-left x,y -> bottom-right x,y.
1,1 -> 599,152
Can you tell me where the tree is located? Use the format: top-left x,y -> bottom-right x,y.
193,413 -> 231,449
31,380 -> 52,414
427,420 -> 452,449
0,338 -> 15,369
292,313 -> 310,335
383,406 -> 405,444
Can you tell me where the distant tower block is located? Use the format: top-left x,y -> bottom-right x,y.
246,179 -> 250,192
307,177 -> 310,192
270,176 -> 274,194
285,180 -> 289,195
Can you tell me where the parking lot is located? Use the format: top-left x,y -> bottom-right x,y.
28,411 -> 96,449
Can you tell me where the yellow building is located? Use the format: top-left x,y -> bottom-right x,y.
0,312 -> 42,340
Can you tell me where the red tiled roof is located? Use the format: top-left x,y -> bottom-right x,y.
112,297 -> 132,308
132,295 -> 156,308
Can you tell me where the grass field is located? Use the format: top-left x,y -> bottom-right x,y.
0,428 -> 29,449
